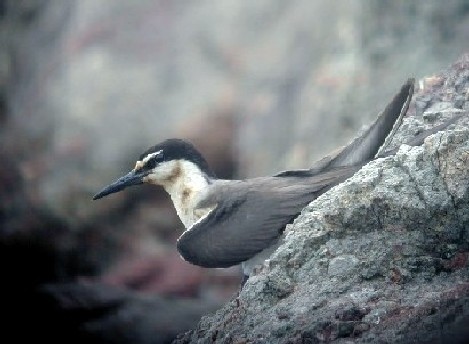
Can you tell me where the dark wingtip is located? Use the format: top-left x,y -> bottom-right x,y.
405,77 -> 415,95
314,77 -> 416,170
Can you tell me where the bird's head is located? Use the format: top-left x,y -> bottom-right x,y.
93,138 -> 215,200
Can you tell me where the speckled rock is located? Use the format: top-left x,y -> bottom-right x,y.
174,56 -> 469,344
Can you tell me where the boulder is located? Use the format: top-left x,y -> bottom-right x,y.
174,55 -> 469,344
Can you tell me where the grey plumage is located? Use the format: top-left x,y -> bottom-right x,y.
176,79 -> 415,268
177,166 -> 360,268
95,78 -> 462,278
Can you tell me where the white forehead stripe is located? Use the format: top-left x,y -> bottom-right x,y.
143,150 -> 163,164
135,149 -> 163,170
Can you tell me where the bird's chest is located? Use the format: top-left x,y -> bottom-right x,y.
162,172 -> 212,228
176,205 -> 210,228
169,187 -> 211,228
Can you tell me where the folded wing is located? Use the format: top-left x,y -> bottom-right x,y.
178,79 -> 416,268
177,166 -> 359,268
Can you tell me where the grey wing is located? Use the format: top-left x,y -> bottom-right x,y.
176,187 -> 314,268
274,78 -> 414,178
328,78 -> 414,167
176,168 -> 358,268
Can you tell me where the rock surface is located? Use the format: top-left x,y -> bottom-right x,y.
174,57 -> 469,343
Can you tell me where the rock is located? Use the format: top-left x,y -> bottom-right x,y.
328,255 -> 360,278
174,56 -> 469,344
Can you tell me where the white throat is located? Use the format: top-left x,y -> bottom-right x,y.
146,160 -> 211,228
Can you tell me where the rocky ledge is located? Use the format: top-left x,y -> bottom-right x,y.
175,56 -> 469,343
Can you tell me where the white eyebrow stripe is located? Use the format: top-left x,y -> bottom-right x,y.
142,150 -> 163,164
135,149 -> 163,170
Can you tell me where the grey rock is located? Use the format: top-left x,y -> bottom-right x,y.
422,102 -> 454,122
328,255 -> 360,278
454,95 -> 465,109
363,308 -> 388,325
174,56 -> 469,344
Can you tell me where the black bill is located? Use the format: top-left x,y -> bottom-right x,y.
93,170 -> 147,200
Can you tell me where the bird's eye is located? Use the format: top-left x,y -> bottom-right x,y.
145,157 -> 158,169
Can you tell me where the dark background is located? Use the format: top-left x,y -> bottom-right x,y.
1,1 -> 468,342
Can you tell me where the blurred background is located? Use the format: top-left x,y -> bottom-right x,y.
1,0 -> 468,342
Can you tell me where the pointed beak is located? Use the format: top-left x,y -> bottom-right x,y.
93,170 -> 148,200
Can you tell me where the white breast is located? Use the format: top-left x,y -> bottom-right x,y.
175,203 -> 213,229
159,160 -> 212,228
